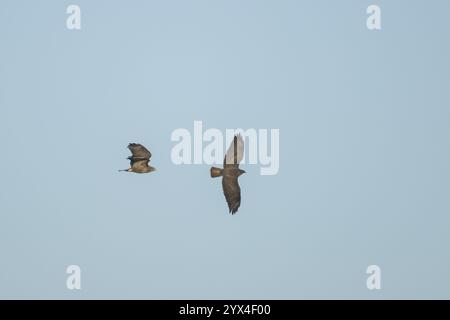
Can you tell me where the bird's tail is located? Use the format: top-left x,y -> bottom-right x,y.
210,167 -> 223,178
118,168 -> 131,172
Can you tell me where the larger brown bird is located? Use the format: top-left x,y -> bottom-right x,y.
119,143 -> 156,173
210,134 -> 246,214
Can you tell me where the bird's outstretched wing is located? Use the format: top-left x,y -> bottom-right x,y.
222,174 -> 241,214
224,134 -> 244,167
128,143 -> 151,160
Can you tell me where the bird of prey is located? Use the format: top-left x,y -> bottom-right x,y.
210,134 -> 246,214
119,143 -> 156,174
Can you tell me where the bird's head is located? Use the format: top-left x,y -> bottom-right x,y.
238,169 -> 246,176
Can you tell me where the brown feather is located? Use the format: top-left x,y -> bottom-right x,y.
224,134 -> 244,167
222,169 -> 242,214
210,134 -> 245,214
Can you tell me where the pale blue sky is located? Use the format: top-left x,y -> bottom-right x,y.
0,0 -> 449,299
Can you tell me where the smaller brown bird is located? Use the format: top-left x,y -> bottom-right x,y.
211,134 -> 246,214
119,143 -> 156,174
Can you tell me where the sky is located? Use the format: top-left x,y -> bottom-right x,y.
0,0 -> 449,299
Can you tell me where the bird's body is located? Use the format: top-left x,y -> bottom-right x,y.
210,135 -> 246,214
120,143 -> 156,174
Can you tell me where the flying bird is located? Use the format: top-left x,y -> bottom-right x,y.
210,134 -> 246,214
119,143 -> 156,173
